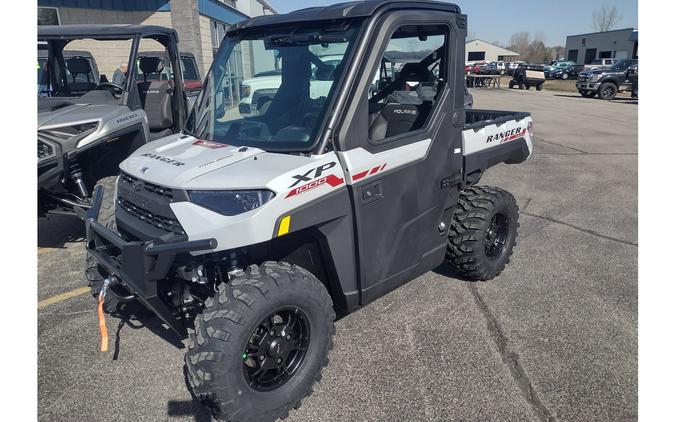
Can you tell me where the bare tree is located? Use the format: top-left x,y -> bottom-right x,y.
467,31 -> 476,41
508,31 -> 530,57
527,40 -> 549,64
592,5 -> 623,32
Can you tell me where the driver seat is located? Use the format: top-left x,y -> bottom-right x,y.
137,57 -> 174,139
66,57 -> 96,94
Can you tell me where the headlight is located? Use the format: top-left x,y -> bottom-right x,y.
590,74 -> 602,82
189,190 -> 275,216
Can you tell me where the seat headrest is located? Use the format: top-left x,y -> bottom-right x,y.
66,57 -> 91,74
400,62 -> 432,83
139,56 -> 164,74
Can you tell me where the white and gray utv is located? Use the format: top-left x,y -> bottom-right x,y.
83,1 -> 533,421
38,24 -> 190,217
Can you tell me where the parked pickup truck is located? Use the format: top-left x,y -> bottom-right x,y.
239,54 -> 343,117
577,59 -> 637,100
83,2 -> 533,421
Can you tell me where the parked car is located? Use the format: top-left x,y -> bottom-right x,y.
469,61 -> 488,74
507,61 -> 526,75
576,59 -> 637,100
543,60 -> 576,78
586,58 -> 619,70
476,62 -> 493,75
549,64 -> 586,80
484,61 -> 505,75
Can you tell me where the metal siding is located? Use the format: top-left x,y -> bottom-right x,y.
197,0 -> 248,24
38,0 -> 170,11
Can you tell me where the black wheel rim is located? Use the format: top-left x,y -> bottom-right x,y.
602,85 -> 615,97
485,213 -> 509,260
242,307 -> 310,392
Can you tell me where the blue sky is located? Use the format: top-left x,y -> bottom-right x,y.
266,0 -> 638,46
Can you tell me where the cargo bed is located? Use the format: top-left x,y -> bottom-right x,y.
462,109 -> 533,178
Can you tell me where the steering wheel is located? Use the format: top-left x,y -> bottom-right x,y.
95,82 -> 125,98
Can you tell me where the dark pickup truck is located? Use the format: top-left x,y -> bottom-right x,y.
576,59 -> 637,100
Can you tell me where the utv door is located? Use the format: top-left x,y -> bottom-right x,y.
335,10 -> 466,304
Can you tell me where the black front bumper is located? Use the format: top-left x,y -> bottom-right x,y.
84,186 -> 217,337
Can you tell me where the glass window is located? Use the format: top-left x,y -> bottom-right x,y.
181,57 -> 200,80
367,25 -> 449,141
185,20 -> 362,152
38,7 -> 59,26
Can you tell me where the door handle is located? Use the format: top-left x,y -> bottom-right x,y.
360,181 -> 383,205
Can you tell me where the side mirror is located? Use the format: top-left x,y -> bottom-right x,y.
99,74 -> 109,83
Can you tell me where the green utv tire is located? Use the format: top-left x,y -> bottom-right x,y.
446,186 -> 519,281
186,262 -> 335,422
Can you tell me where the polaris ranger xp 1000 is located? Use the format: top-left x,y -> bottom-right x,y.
83,2 -> 534,421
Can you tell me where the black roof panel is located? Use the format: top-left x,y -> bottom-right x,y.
38,24 -> 177,40
230,0 -> 460,32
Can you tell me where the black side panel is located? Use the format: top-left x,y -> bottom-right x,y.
272,188 -> 360,312
464,138 -> 530,175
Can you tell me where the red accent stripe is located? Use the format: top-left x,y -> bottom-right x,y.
352,170 -> 369,181
369,165 -> 381,175
380,163 -> 387,171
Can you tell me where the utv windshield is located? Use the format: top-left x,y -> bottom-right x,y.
185,20 -> 362,152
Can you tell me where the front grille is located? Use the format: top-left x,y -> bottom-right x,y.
120,173 -> 173,200
118,197 -> 185,235
117,172 -> 185,236
38,140 -> 54,160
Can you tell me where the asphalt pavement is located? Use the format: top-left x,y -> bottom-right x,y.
38,87 -> 637,422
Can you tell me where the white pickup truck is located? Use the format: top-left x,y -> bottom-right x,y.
239,55 -> 343,117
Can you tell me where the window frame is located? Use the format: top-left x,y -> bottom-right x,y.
364,22 -> 452,147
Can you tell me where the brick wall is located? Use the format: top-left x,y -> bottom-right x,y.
198,14 -> 214,75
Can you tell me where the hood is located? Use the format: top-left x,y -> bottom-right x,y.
120,134 -> 267,187
581,68 -> 618,77
242,75 -> 281,85
37,99 -> 89,127
38,97 -> 127,129
120,134 -> 320,191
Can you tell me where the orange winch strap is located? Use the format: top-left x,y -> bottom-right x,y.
97,293 -> 109,352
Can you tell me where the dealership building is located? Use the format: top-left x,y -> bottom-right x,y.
565,28 -> 638,65
37,0 -> 276,78
465,39 -> 519,63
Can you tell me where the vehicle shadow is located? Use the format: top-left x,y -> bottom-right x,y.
109,302 -> 186,361
38,214 -> 85,248
431,262 -> 476,282
164,366 -> 214,421
552,93 -> 638,104
167,397 -> 213,421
